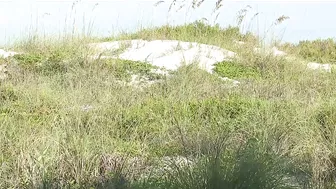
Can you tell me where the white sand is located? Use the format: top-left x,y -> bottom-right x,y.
89,39 -> 236,74
0,49 -> 18,58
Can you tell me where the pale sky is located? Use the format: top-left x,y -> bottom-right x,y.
1,0 -> 336,46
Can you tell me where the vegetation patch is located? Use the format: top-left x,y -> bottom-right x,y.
213,60 -> 261,80
280,38 -> 336,63
0,84 -> 18,102
104,21 -> 259,51
12,51 -> 69,75
315,101 -> 336,177
100,59 -> 166,81
146,138 -> 309,189
3,13 -> 336,188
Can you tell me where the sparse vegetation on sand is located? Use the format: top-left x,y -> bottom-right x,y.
1,2 -> 336,188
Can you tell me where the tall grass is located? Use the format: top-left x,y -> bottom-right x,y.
279,38 -> 336,63
1,1 -> 336,188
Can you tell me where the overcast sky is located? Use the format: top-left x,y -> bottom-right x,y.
1,0 -> 335,46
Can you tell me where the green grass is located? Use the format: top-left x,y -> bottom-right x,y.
103,21 -> 259,52
279,38 -> 336,63
98,59 -> 165,81
2,20 -> 336,189
141,138 -> 310,189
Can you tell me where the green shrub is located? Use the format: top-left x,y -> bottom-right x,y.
213,60 -> 261,79
13,53 -> 44,67
13,52 -> 67,74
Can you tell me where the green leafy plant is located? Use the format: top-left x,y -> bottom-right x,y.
214,60 -> 261,79
101,59 -> 165,81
